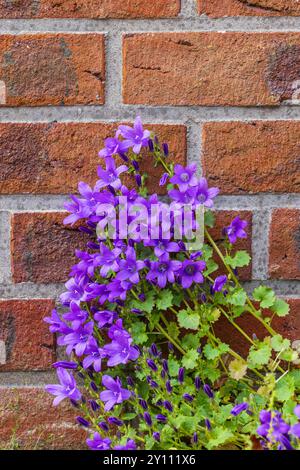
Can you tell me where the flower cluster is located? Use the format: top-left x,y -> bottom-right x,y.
45,117 -> 300,451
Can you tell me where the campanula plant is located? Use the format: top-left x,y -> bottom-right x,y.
45,117 -> 300,451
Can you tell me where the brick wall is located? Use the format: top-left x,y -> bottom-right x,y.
0,0 -> 299,449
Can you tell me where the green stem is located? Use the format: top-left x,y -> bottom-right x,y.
205,228 -> 277,337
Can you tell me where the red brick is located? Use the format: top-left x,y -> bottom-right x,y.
11,212 -> 89,284
198,0 -> 300,17
202,121 -> 300,194
0,122 -> 186,195
215,299 -> 300,356
0,1 -> 180,18
0,299 -> 54,371
123,32 -> 300,106
209,211 -> 252,281
0,388 -> 86,449
269,209 -> 300,280
0,34 -> 105,106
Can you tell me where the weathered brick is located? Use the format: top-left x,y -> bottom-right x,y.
0,388 -> 86,450
202,121 -> 300,194
123,32 -> 300,106
269,209 -> 300,280
209,211 -> 253,281
11,212 -> 89,284
198,0 -> 300,18
0,123 -> 186,195
0,34 -> 105,106
0,299 -> 54,371
215,299 -> 300,355
0,0 -> 180,19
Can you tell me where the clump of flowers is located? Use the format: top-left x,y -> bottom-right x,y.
45,117 -> 300,450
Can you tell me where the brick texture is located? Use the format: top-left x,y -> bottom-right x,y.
202,121 -> 300,194
0,299 -> 54,371
0,34 -> 105,106
269,209 -> 300,280
0,1 -> 180,19
11,212 -> 89,284
0,122 -> 186,195
198,0 -> 300,17
123,32 -> 300,106
0,388 -> 85,449
216,299 -> 300,355
211,211 -> 253,281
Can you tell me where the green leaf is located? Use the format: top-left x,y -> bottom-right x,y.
204,210 -> 215,228
271,334 -> 290,352
131,292 -> 155,314
253,286 -> 276,309
228,288 -> 247,307
168,358 -> 180,377
229,358 -> 248,380
182,349 -> 199,370
182,333 -> 201,350
177,309 -> 200,330
204,259 -> 219,276
156,289 -> 173,311
130,321 -> 148,344
275,375 -> 295,402
203,344 -> 220,360
248,342 -> 272,367
225,250 -> 251,269
270,298 -> 290,317
167,321 -> 180,340
206,428 -> 233,450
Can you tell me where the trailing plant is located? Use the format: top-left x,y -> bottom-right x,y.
45,117 -> 300,451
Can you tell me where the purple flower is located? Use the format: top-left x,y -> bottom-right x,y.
294,405 -> 300,419
82,344 -> 106,372
76,416 -> 90,427
194,178 -> 219,208
291,423 -> 300,438
153,432 -> 160,442
97,243 -> 121,277
116,247 -> 145,284
205,419 -> 212,431
108,417 -> 123,427
159,173 -> 169,186
212,275 -> 227,293
145,238 -> 180,258
203,384 -> 214,399
178,367 -> 185,384
97,157 -> 128,190
119,116 -> 150,154
63,302 -> 88,329
226,216 -> 248,244
231,402 -> 249,416
104,335 -> 139,367
52,361 -> 78,370
62,321 -> 95,356
146,253 -> 181,288
108,319 -> 130,340
156,414 -> 167,423
99,421 -> 109,432
94,310 -> 117,328
86,433 -> 111,451
45,368 -> 81,406
114,439 -> 136,450
99,132 -> 129,159
183,393 -> 194,402
257,410 -> 291,450
166,380 -> 173,394
168,187 -> 197,205
107,279 -> 131,302
100,375 -> 131,411
147,359 -> 158,372
44,309 -> 69,334
193,433 -> 198,444
179,259 -> 206,288
195,376 -> 201,391
144,412 -> 153,426
63,195 -> 92,225
170,164 -> 198,192
60,276 -> 86,306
